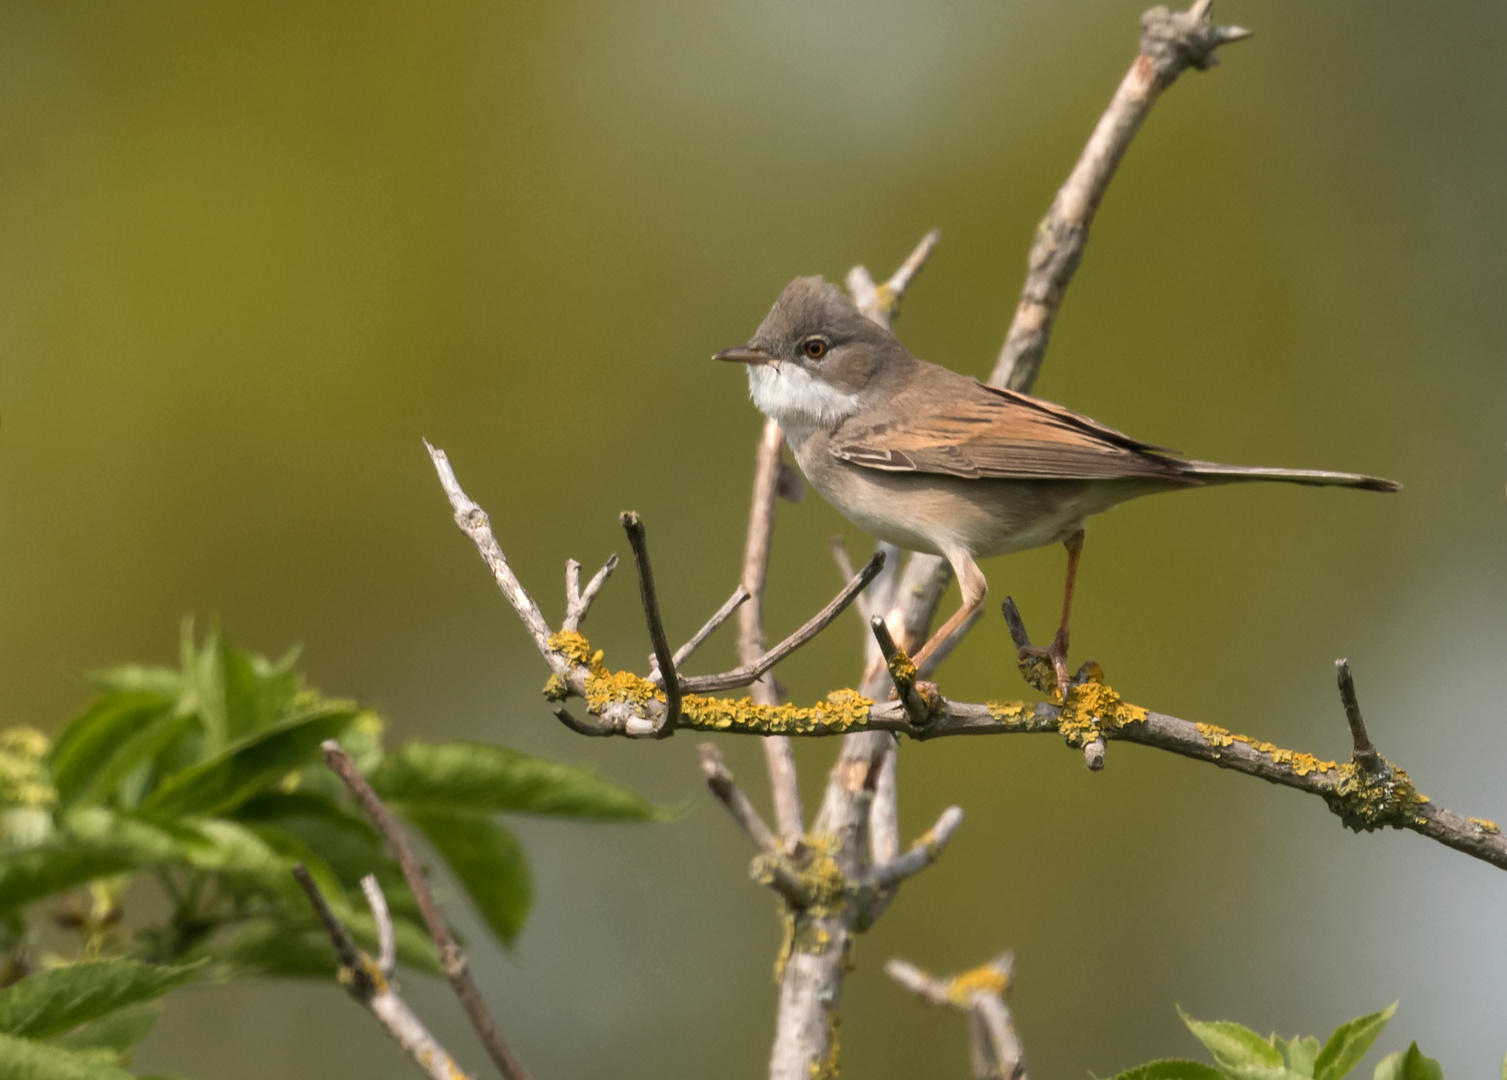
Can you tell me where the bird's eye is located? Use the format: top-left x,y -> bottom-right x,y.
802,338 -> 829,360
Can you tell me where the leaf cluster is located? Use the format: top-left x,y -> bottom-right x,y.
1109,1003 -> 1467,1080
0,623 -> 657,1078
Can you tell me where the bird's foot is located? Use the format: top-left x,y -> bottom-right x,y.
1018,629 -> 1071,706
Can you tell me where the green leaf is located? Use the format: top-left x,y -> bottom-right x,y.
87,666 -> 179,699
405,807 -> 532,945
0,959 -> 201,1040
1281,1036 -> 1322,1078
225,912 -> 440,979
1372,1043 -> 1443,1080
231,792 -> 388,888
176,621 -> 227,756
0,812 -> 181,914
0,1031 -> 135,1080
48,695 -> 175,810
1111,1060 -> 1228,1080
220,643 -> 302,743
139,705 -> 359,819
371,742 -> 658,820
49,1002 -> 161,1058
1177,1008 -> 1309,1079
1314,1003 -> 1397,1080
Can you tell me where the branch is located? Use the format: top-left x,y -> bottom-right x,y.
681,551 -> 886,693
361,873 -> 397,980
869,806 -> 964,889
650,585 -> 750,685
869,616 -> 934,728
991,0 -> 1250,392
1336,659 -> 1384,774
322,741 -> 532,1080
698,743 -> 780,855
847,228 -> 943,330
886,951 -> 1028,1080
739,417 -> 806,850
563,553 -> 618,632
620,512 -> 682,737
293,865 -> 475,1080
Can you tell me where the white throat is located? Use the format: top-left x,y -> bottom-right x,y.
747,362 -> 861,433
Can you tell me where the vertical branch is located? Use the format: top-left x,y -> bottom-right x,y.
620,512 -> 682,736
739,416 -> 806,849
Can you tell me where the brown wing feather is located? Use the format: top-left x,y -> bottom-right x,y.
831,379 -> 1190,482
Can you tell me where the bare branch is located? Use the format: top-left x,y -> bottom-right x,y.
620,512 -> 682,737
553,705 -> 608,737
322,741 -> 531,1080
699,743 -> 780,855
564,553 -> 618,632
870,616 -> 934,728
827,536 -> 870,624
361,874 -> 397,980
1336,659 -> 1384,774
650,585 -> 751,685
992,1 -> 1249,392
425,441 -> 564,677
887,951 -> 1028,1080
870,745 -> 900,865
739,417 -> 806,849
848,229 -> 943,330
870,806 -> 964,889
293,865 -> 475,1080
683,551 -> 886,693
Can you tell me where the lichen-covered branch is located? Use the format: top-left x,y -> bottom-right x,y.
293,865 -> 475,1080
991,0 -> 1250,392
886,951 -> 1028,1080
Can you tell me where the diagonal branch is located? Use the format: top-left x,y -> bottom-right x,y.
886,951 -> 1028,1080
698,743 -> 780,856
869,806 -> 964,889
293,865 -> 475,1080
682,551 -> 886,693
322,741 -> 532,1080
992,0 -> 1250,392
650,585 -> 751,686
564,553 -> 619,632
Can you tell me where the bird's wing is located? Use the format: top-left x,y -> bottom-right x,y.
830,381 -> 1190,482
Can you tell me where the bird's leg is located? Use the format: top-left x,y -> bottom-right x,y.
910,556 -> 988,675
1018,529 -> 1085,704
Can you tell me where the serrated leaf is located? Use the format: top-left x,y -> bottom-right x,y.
1281,1035 -> 1321,1078
139,705 -> 358,819
1179,1008 -> 1286,1075
1314,1003 -> 1397,1080
0,959 -> 201,1040
48,695 -> 175,810
371,742 -> 657,820
1372,1043 -> 1443,1080
48,1002 -> 161,1058
405,807 -> 532,945
1111,1060 -> 1228,1080
0,1031 -> 135,1080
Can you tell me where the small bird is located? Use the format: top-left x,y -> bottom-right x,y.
715,276 -> 1399,700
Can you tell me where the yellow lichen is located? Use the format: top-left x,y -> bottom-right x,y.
547,629 -> 603,671
680,689 -> 874,736
1195,722 -> 1235,748
1329,758 -> 1425,832
1469,817 -> 1501,835
1055,673 -> 1148,749
1222,734 -> 1337,778
947,962 -> 1009,1006
887,650 -> 917,690
810,1011 -> 840,1080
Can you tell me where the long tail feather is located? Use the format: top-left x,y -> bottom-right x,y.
1178,460 -> 1400,493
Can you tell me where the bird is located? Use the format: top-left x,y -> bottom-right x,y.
714,276 -> 1399,701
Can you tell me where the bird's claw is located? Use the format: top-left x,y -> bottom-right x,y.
1018,629 -> 1072,705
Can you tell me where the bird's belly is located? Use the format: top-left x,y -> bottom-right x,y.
793,440 -> 1101,559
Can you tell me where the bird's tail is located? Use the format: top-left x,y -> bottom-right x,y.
1176,460 -> 1400,493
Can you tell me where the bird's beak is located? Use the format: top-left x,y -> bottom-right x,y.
713,344 -> 772,366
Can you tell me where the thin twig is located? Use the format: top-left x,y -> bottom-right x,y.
870,806 -> 964,888
682,551 -> 886,693
827,536 -> 870,624
564,553 -> 618,632
739,417 -> 806,849
870,616 -> 934,727
361,874 -> 397,980
620,512 -> 682,737
847,229 -> 943,330
698,743 -> 780,855
293,864 -> 475,1080
886,952 -> 1028,1080
322,741 -> 531,1080
1336,659 -> 1384,775
553,706 -> 608,737
650,585 -> 751,685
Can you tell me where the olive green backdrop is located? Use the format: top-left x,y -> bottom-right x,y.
2,1 -> 1504,1076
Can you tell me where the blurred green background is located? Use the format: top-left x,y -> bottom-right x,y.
2,0 -> 1505,1076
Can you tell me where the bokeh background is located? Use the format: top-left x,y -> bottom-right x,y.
2,0 -> 1505,1076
